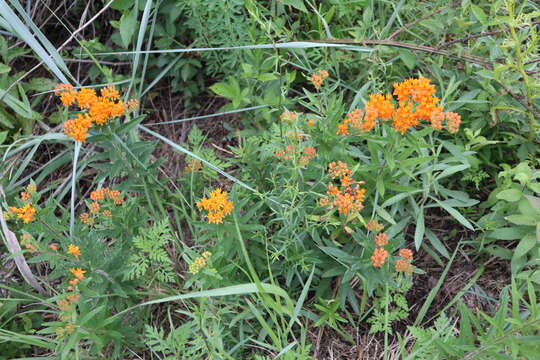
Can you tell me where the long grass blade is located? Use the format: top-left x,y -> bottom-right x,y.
96,41 -> 374,56
0,0 -> 70,82
144,105 -> 269,126
138,125 -> 257,193
69,141 -> 81,238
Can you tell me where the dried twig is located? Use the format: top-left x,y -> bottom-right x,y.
439,20 -> 540,49
308,39 -> 493,68
386,8 -> 444,41
0,186 -> 46,295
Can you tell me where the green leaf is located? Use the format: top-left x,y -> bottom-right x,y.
513,234 -> 536,260
0,63 -> 10,74
433,198 -> 474,230
0,131 -> 6,144
496,189 -> 523,202
210,82 -> 235,99
505,215 -> 538,226
525,195 -> 540,211
488,227 -> 529,240
279,0 -> 308,12
470,4 -> 487,25
399,49 -> 416,70
527,182 -> 540,194
120,8 -> 137,48
414,209 -> 425,250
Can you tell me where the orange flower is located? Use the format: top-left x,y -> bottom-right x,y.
366,219 -> 384,232
328,161 -> 352,179
76,88 -> 98,109
371,247 -> 388,268
49,243 -> 58,251
80,212 -> 93,225
69,279 -> 79,285
55,84 -> 78,107
90,188 -> 107,201
100,85 -> 120,100
25,244 -> 36,251
11,204 -> 36,223
336,121 -> 349,135
69,268 -> 86,281
26,184 -> 36,193
67,244 -> 81,258
185,159 -> 202,172
279,111 -> 296,123
399,248 -> 413,261
102,210 -> 112,217
197,188 -> 234,224
127,99 -> 139,112
444,112 -> 461,133
311,74 -> 323,88
63,113 -> 93,142
307,119 -> 314,128
66,293 -> 80,303
89,202 -> 100,214
374,232 -> 389,247
67,285 -> 73,291
20,192 -> 31,201
395,259 -> 413,274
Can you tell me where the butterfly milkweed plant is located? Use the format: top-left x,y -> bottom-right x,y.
6,0 -> 540,354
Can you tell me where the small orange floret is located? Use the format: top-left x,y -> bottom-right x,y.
69,268 -> 86,281
399,248 -> 413,261
197,188 -> 234,224
49,243 -> 58,251
76,88 -> 98,109
395,259 -> 413,274
100,85 -> 120,100
89,202 -> 100,214
11,204 -> 36,223
371,247 -> 388,268
20,192 -> 31,201
366,219 -> 384,232
67,244 -> 81,258
63,114 -> 93,142
374,232 -> 389,247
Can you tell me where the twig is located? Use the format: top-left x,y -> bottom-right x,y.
308,39 -> 493,68
495,79 -> 540,119
386,8 -> 444,41
0,186 -> 47,295
439,20 -> 540,48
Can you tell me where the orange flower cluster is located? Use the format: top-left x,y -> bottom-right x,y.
336,77 -> 462,135
67,244 -> 81,258
371,247 -> 388,268
185,159 -> 203,172
374,232 -> 389,246
196,188 -> 234,224
20,233 -> 36,252
80,187 -> 125,225
310,70 -> 329,89
55,84 -> 137,142
8,204 -> 36,224
7,183 -> 38,224
366,219 -> 384,232
395,249 -> 414,274
275,145 -> 317,166
279,111 -> 297,123
320,162 -> 366,216
368,225 -> 414,274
